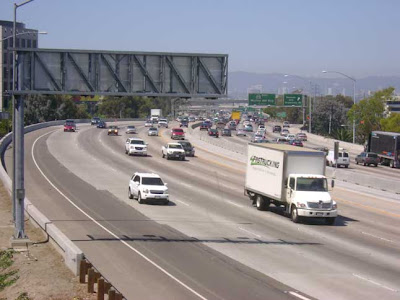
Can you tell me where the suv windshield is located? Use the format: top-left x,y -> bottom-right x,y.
169,144 -> 183,149
296,178 -> 328,192
131,140 -> 144,144
142,177 -> 164,185
173,129 -> 184,133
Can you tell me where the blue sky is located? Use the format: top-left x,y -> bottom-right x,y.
1,0 -> 399,78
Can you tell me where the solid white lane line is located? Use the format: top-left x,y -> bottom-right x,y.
226,200 -> 244,208
176,200 -> 190,206
288,291 -> 311,300
238,227 -> 262,239
353,274 -> 398,292
361,231 -> 394,243
32,131 -> 208,300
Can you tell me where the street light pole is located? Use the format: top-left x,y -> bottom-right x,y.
12,0 -> 34,244
322,70 -> 356,143
284,74 -> 314,133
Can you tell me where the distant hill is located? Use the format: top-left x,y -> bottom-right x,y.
228,71 -> 400,99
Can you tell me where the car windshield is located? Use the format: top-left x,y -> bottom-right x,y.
131,140 -> 144,144
169,144 -> 183,149
149,127 -> 157,130
127,126 -> 135,128
368,153 -> 378,158
142,177 -> 164,186
174,129 -> 184,133
296,178 -> 328,192
179,142 -> 191,147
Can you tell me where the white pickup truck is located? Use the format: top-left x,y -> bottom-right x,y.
245,143 -> 337,225
162,143 -> 186,160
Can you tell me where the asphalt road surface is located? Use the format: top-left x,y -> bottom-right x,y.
4,121 -> 400,300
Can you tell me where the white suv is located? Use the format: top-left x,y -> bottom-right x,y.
125,138 -> 147,156
128,173 -> 169,205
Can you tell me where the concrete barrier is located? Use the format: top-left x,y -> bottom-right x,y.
0,118 -> 139,275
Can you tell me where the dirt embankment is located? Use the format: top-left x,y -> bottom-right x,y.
0,181 -> 96,300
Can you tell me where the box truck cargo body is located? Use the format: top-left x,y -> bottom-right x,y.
245,143 -> 337,224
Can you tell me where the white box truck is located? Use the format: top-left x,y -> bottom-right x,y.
150,109 -> 162,122
245,143 -> 337,225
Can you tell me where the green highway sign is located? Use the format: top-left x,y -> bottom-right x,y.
248,93 -> 276,106
284,94 -> 303,106
276,112 -> 287,118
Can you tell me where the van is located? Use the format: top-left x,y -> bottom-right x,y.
326,148 -> 350,168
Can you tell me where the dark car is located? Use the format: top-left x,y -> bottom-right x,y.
108,125 -> 119,135
91,117 -> 101,125
273,125 -> 282,133
221,128 -> 232,136
208,128 -> 219,138
288,139 -> 303,147
177,140 -> 195,157
355,152 -> 379,167
97,121 -> 106,128
200,122 -> 211,130
180,120 -> 189,128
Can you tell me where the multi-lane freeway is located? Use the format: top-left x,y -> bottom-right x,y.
4,121 -> 400,300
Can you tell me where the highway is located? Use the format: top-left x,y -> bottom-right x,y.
4,121 -> 400,300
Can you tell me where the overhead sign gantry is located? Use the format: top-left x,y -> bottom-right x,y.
15,48 -> 228,98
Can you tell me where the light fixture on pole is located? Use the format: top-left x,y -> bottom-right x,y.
322,70 -> 356,143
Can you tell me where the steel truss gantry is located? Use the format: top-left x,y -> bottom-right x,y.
14,48 -> 228,98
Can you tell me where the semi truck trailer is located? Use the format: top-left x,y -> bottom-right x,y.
367,131 -> 400,168
245,143 -> 337,225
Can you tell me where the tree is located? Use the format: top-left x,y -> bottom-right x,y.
311,97 -> 348,137
380,113 -> 400,133
347,87 -> 394,143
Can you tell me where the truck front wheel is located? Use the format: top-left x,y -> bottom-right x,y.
256,195 -> 269,211
291,205 -> 301,223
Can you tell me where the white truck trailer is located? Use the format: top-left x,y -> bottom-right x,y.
150,109 -> 162,122
245,143 -> 337,225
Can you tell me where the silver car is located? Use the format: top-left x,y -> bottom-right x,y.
148,127 -> 159,136
126,125 -> 137,134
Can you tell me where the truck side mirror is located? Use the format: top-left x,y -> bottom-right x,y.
331,180 -> 335,188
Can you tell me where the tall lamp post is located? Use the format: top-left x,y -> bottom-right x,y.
12,0 -> 35,244
2,31 -> 45,224
284,74 -> 314,133
322,70 -> 356,143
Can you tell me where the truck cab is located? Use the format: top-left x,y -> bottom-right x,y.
285,174 -> 337,224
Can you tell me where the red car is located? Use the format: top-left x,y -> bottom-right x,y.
288,139 -> 303,147
171,128 -> 185,140
64,120 -> 76,132
208,128 -> 219,138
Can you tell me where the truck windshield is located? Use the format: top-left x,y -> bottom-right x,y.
296,178 -> 328,192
